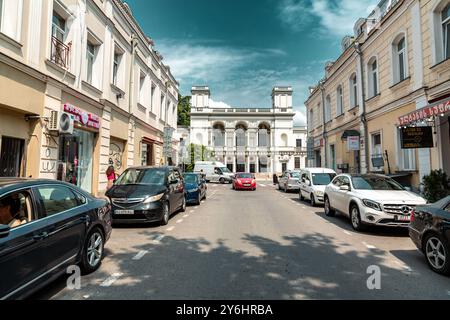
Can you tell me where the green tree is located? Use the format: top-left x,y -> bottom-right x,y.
422,169 -> 450,203
182,143 -> 212,172
177,95 -> 191,126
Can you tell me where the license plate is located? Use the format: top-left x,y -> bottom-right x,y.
396,215 -> 410,222
115,210 -> 134,215
244,184 -> 251,187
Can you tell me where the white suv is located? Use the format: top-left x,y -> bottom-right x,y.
299,168 -> 337,206
324,174 -> 427,231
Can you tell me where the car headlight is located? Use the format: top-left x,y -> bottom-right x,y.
362,199 -> 382,211
144,193 -> 165,204
315,191 -> 324,197
188,188 -> 199,193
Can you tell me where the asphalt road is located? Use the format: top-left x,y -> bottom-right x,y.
33,182 -> 450,300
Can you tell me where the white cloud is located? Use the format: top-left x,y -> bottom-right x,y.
210,99 -> 232,109
294,110 -> 307,126
279,0 -> 377,37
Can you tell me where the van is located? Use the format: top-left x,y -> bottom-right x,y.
193,161 -> 235,184
299,168 -> 337,206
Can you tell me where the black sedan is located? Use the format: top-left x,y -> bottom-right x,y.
409,196 -> 450,275
0,178 -> 112,300
106,166 -> 186,225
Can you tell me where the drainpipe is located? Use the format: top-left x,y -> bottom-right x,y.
355,42 -> 369,174
129,34 -> 139,115
319,80 -> 327,168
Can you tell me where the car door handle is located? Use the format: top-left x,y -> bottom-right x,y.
79,216 -> 90,223
33,232 -> 49,241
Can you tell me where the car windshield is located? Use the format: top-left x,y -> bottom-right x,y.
183,175 -> 198,184
220,167 -> 231,173
237,174 -> 253,179
312,173 -> 336,185
289,172 -> 300,178
351,176 -> 405,190
115,168 -> 166,186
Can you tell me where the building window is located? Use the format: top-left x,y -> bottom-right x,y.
309,108 -> 314,131
50,11 -> 70,69
349,73 -> 358,108
139,71 -> 146,105
86,42 -> 96,85
336,86 -> 343,116
329,144 -> 336,171
236,129 -> 246,147
296,139 -> 302,148
281,134 -> 288,147
52,11 -> 65,42
368,58 -> 379,98
0,0 -> 23,41
160,95 -> 165,120
151,84 -> 155,113
295,157 -> 301,169
393,35 -> 407,84
397,130 -> 416,171
443,3 -> 450,60
112,46 -> 124,87
371,132 -> 383,170
325,95 -> 331,123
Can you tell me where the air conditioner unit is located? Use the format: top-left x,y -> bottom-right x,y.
48,111 -> 74,134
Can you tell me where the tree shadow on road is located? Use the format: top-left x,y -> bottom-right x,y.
34,229 -> 450,300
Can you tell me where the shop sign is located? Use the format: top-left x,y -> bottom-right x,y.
401,127 -> 434,149
63,104 -> 100,130
398,98 -> 450,126
347,136 -> 360,151
163,127 -> 175,156
314,138 -> 323,148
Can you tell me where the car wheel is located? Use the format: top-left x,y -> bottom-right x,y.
299,191 -> 304,201
219,178 -> 225,184
424,233 -> 450,275
80,227 -> 104,275
278,183 -> 281,190
324,196 -> 335,217
203,192 -> 207,200
284,184 -> 288,193
350,205 -> 365,231
310,194 -> 316,207
196,193 -> 202,205
180,197 -> 186,212
160,202 -> 170,226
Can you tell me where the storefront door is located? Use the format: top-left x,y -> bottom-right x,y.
0,137 -> 24,177
58,129 -> 94,193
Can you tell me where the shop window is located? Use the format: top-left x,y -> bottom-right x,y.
397,130 -> 416,171
371,132 -> 383,171
0,137 -> 24,177
295,157 -> 301,169
329,145 -> 336,171
282,163 -> 287,173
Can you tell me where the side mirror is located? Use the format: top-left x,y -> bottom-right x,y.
170,179 -> 179,185
340,185 -> 350,191
306,180 -> 311,186
0,225 -> 11,238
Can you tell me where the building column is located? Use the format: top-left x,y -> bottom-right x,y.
233,155 -> 236,173
256,155 -> 260,173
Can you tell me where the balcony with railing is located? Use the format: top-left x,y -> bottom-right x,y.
50,36 -> 71,69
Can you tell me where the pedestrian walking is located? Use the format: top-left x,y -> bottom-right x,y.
106,165 -> 116,190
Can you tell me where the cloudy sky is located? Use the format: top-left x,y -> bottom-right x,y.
124,0 -> 377,125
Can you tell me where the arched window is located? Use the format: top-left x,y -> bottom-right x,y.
235,123 -> 247,147
258,123 -> 271,147
367,57 -> 379,98
196,133 -> 203,145
336,85 -> 343,116
431,1 -> 450,63
281,134 -> 288,147
212,122 -> 225,147
349,73 -> 358,108
442,3 -> 450,59
325,95 -> 331,122
392,34 -> 408,84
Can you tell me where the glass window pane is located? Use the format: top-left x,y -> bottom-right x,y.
399,52 -> 405,80
36,186 -> 80,217
445,23 -> 450,59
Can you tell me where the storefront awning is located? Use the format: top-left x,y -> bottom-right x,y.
398,97 -> 450,126
341,130 -> 360,140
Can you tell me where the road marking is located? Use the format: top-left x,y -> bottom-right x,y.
183,214 -> 189,218
343,231 -> 352,236
166,226 -> 175,231
154,234 -> 165,242
83,295 -> 90,299
100,273 -> 123,287
259,184 -> 266,187
132,250 -> 148,260
176,219 -> 183,223
190,210 -> 195,213
362,242 -> 376,250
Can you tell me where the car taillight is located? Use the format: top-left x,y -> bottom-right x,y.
410,209 -> 415,222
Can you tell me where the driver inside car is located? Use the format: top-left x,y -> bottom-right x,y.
0,194 -> 28,228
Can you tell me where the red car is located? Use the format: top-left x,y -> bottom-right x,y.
233,173 -> 257,191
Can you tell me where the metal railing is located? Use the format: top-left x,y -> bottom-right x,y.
50,36 -> 71,69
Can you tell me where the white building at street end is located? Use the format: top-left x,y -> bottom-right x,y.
184,86 -> 307,178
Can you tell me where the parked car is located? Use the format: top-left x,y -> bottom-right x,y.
409,196 -> 450,275
183,173 -> 207,205
106,166 -> 186,226
193,161 -> 234,184
0,178 -> 112,300
278,170 -> 301,192
324,174 -> 427,231
299,168 -> 337,206
233,173 -> 257,191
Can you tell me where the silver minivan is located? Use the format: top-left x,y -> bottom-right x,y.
299,168 -> 337,206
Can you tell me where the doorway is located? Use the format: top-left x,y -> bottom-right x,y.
0,137 -> 25,177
